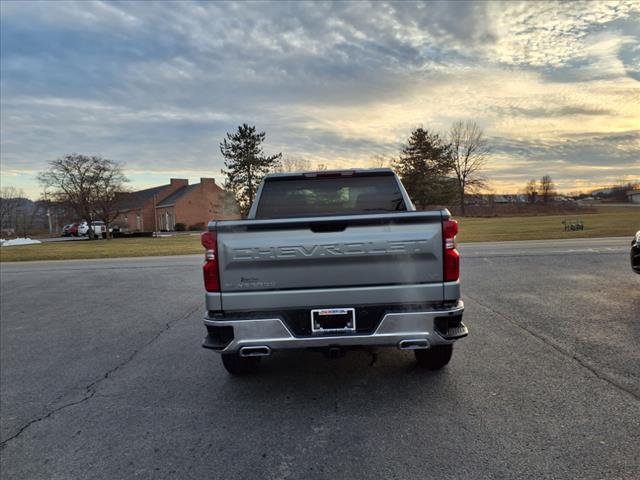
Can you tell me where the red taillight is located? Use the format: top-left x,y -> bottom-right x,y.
201,230 -> 216,250
201,231 -> 220,292
443,219 -> 460,282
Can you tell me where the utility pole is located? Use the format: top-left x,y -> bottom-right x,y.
44,189 -> 53,234
153,194 -> 158,236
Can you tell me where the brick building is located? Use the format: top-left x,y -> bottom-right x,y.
116,179 -> 187,231
116,178 -> 237,232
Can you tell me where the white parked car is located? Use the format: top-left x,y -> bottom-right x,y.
78,221 -> 106,237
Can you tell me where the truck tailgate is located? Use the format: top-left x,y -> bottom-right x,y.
212,211 -> 446,311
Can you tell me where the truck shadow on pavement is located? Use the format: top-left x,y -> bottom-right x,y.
206,348 -> 459,417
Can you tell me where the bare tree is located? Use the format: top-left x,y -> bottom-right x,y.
37,154 -> 128,239
449,121 -> 490,215
524,179 -> 538,203
274,155 -> 313,173
371,154 -> 392,168
91,160 -> 129,238
539,175 -> 556,203
0,187 -> 25,234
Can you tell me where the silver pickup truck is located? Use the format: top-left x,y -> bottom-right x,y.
201,168 -> 466,374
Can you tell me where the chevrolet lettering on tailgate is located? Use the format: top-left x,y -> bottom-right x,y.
230,239 -> 432,261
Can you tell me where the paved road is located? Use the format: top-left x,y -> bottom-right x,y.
1,237 -> 639,479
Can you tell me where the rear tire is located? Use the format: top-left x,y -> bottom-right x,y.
414,344 -> 453,370
221,353 -> 261,375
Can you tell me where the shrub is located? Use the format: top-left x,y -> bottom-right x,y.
189,222 -> 206,231
112,231 -> 153,238
174,223 -> 186,231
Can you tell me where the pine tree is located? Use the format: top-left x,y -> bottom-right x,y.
220,124 -> 282,216
393,128 -> 455,208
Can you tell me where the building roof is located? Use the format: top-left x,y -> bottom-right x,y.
118,185 -> 171,210
156,184 -> 199,208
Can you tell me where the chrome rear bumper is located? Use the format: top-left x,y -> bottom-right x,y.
203,301 -> 465,354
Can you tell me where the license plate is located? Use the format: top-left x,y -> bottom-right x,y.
311,308 -> 356,334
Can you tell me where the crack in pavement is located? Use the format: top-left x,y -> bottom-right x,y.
0,303 -> 201,449
464,293 -> 639,402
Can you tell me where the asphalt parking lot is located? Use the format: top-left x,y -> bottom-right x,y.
1,237 -> 639,479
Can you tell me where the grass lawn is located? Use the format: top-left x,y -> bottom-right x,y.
1,207 -> 638,262
456,206 -> 639,242
0,234 -> 203,262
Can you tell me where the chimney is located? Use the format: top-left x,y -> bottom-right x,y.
200,177 -> 216,186
170,178 -> 188,187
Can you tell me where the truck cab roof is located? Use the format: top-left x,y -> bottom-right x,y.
263,168 -> 395,180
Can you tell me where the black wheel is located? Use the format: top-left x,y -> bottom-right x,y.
221,353 -> 261,375
414,344 -> 453,370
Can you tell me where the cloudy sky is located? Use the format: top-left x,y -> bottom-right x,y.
1,0 -> 639,197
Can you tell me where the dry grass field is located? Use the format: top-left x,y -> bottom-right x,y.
456,206 -> 639,242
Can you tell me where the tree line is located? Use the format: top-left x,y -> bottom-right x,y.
219,120 -> 491,216
31,120 -> 492,232
524,175 -> 557,203
0,187 -> 38,236
392,121 -> 490,214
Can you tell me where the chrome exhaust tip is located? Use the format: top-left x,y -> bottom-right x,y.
398,339 -> 430,350
239,346 -> 271,357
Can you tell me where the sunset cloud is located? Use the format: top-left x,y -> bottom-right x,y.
1,0 -> 638,197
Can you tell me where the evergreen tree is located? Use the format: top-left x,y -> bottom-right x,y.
220,124 -> 282,216
393,128 -> 455,208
